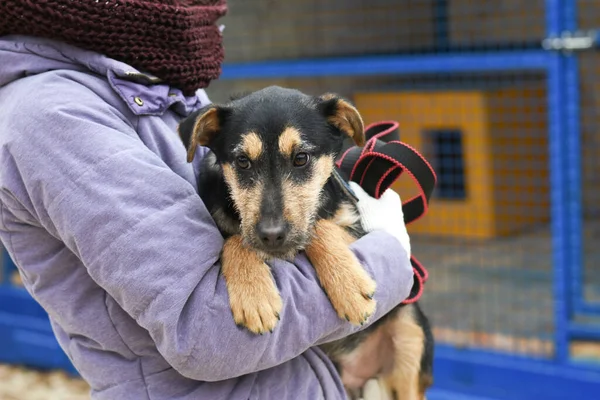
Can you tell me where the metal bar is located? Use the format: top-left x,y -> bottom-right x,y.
432,344 -> 600,400
546,0 -> 570,364
566,52 -> 584,319
574,300 -> 600,316
220,50 -> 550,80
562,0 -> 586,331
548,53 -> 570,364
0,312 -> 55,333
568,323 -> 600,341
427,388 -> 497,400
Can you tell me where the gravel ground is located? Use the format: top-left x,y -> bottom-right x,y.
0,365 -> 89,400
0,364 -> 392,400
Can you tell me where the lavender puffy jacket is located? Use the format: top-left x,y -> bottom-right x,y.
0,35 -> 414,399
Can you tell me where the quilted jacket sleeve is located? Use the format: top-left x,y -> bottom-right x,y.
0,76 -> 414,381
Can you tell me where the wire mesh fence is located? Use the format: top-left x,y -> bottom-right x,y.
208,0 -> 600,362
575,1 -> 600,317
1,0 -> 600,386
565,3 -> 600,364
578,51 -> 600,317
220,0 -> 547,62
210,71 -> 555,358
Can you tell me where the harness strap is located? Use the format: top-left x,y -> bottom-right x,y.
336,121 -> 437,304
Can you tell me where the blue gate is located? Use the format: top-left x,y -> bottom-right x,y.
2,0 -> 600,398
0,250 -> 76,374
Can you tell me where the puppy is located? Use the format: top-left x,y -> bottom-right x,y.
179,86 -> 433,400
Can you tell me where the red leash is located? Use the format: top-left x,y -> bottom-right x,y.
336,121 -> 437,304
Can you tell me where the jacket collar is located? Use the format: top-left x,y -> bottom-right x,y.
0,35 -> 209,116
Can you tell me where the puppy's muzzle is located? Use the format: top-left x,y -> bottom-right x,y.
256,219 -> 290,248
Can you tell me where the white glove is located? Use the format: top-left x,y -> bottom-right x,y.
348,181 -> 411,257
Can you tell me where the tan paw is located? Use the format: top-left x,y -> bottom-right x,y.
228,273 -> 283,334
329,270 -> 377,325
221,235 -> 284,335
305,219 -> 378,326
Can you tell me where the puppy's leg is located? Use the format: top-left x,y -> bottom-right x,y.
305,219 -> 376,325
222,235 -> 283,334
379,304 -> 432,400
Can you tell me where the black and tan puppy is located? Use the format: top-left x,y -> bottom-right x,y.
179,86 -> 433,400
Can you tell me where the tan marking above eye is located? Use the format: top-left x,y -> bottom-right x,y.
278,127 -> 303,157
281,154 -> 335,235
241,132 -> 263,161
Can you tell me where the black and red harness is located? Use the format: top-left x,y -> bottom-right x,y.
335,121 -> 437,304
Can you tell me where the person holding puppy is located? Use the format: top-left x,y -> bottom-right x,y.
0,1 -> 415,399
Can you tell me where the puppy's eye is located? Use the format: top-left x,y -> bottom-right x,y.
293,152 -> 310,167
236,155 -> 251,169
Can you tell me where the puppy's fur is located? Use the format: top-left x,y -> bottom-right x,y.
179,86 -> 433,400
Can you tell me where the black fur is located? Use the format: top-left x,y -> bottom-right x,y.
180,86 -> 433,397
190,87 -> 351,256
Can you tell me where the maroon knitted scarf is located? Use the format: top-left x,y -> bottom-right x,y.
0,0 -> 228,95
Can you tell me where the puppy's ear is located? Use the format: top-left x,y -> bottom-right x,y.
178,105 -> 227,163
317,93 -> 365,147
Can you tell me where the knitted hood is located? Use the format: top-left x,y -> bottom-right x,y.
0,0 -> 228,95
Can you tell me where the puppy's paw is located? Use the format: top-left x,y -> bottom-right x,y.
305,219 -> 377,326
329,269 -> 377,325
222,235 -> 283,335
228,271 -> 283,334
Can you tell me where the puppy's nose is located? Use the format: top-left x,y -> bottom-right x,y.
257,220 -> 288,247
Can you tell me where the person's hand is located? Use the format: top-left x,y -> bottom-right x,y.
349,182 -> 411,257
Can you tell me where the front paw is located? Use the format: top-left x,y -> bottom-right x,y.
222,235 -> 284,335
228,274 -> 283,334
329,270 -> 377,326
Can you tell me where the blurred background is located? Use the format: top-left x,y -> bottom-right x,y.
2,0 -> 600,398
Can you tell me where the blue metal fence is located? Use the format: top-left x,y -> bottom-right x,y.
0,250 -> 76,375
1,0 -> 600,398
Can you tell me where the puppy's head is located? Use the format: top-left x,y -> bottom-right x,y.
179,86 -> 364,257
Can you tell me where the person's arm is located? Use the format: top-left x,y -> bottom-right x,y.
0,77 -> 414,381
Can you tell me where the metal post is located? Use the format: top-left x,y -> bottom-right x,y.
546,0 -> 570,363
563,0 -> 585,320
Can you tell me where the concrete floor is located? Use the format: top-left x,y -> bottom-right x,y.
413,218 -> 600,358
